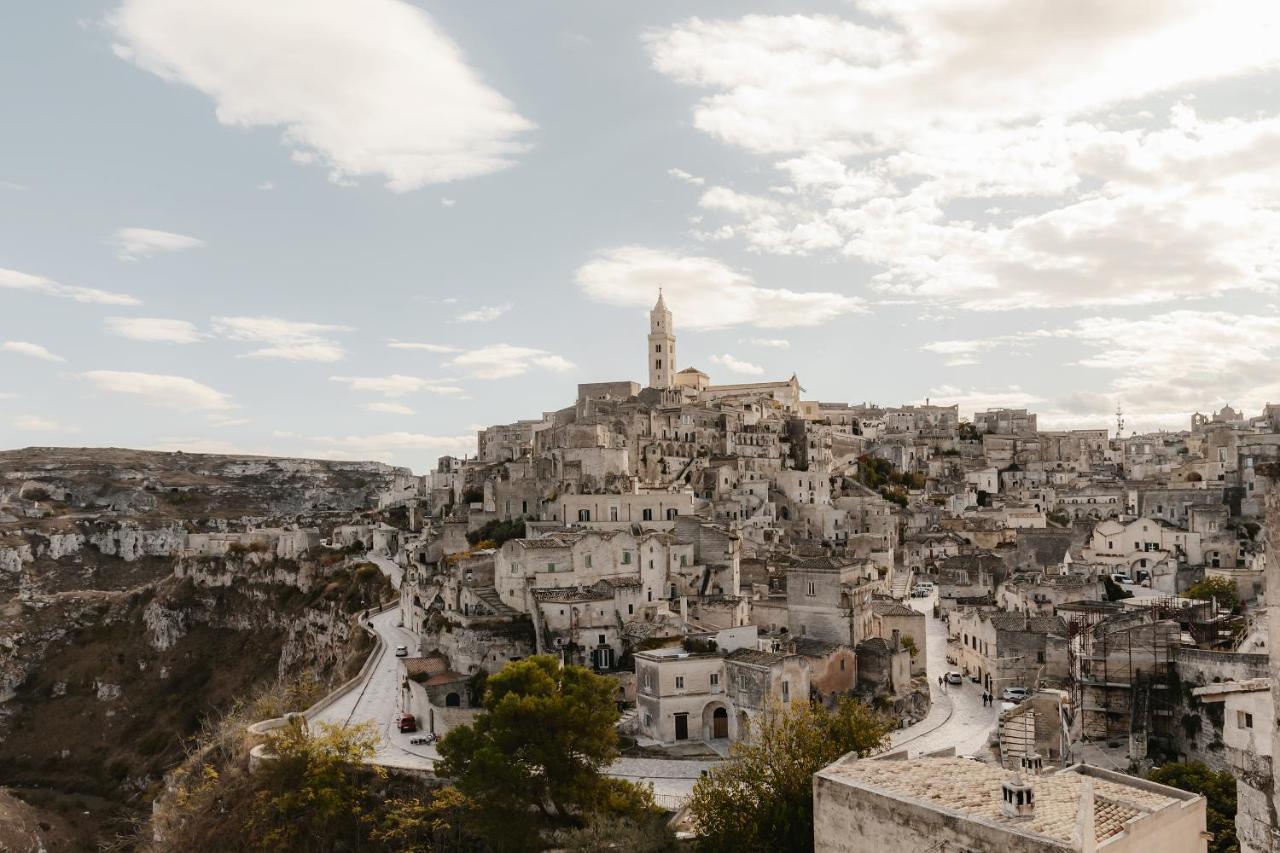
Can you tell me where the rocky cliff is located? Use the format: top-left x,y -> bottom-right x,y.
0,447 -> 398,851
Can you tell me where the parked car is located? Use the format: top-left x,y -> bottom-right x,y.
945,654 -> 958,666
1109,573 -> 1130,585
944,671 -> 963,685
1001,686 -> 1030,702
394,644 -> 408,657
398,713 -> 417,733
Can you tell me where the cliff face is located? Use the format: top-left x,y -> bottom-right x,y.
0,447 -> 396,850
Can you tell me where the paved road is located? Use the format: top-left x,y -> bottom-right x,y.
887,594 -> 999,758
313,554 -> 714,797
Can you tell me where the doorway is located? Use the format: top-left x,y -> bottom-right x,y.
712,707 -> 728,739
675,713 -> 689,741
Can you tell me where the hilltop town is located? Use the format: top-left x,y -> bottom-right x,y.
3,296 -> 1279,852
362,296 -> 1280,850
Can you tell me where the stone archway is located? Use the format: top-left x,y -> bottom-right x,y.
702,701 -> 730,741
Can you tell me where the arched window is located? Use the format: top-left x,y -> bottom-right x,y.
445,692 -> 461,707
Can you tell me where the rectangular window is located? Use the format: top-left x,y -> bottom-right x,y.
782,681 -> 790,703
642,508 -> 653,521
627,604 -> 634,615
680,555 -> 688,567
584,555 -> 592,568
610,506 -> 618,521
806,581 -> 816,596
598,634 -> 605,645
548,562 -> 555,572
623,551 -> 632,564
1239,711 -> 1254,729
710,673 -> 720,686
675,676 -> 685,689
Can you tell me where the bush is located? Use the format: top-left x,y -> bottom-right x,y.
466,518 -> 527,548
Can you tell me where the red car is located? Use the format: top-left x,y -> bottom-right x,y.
398,713 -> 417,733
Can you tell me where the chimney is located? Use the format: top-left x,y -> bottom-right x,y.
1073,775 -> 1096,853
891,629 -> 901,651
1000,772 -> 1035,820
1020,752 -> 1043,776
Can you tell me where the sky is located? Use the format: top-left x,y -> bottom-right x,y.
3,0 -> 1280,473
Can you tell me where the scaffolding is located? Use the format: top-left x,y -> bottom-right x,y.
1071,611 -> 1179,743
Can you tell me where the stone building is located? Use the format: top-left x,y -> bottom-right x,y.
814,755 -> 1208,853
950,611 -> 1069,695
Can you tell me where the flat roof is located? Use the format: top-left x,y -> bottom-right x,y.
818,756 -> 1193,846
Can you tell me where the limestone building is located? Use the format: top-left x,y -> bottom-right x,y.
814,755 -> 1208,852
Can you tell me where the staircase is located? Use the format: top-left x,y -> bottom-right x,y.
890,567 -> 914,600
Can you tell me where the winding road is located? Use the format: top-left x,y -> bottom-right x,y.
887,594 -> 1000,758
315,555 -> 998,800
313,554 -> 712,797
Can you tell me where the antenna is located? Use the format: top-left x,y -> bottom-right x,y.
1115,404 -> 1124,438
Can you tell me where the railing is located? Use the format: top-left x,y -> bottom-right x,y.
653,793 -> 689,812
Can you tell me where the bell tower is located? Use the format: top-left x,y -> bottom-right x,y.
648,290 -> 675,389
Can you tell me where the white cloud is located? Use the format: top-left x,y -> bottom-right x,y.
921,310 -> 1280,429
10,415 -> 75,432
455,302 -> 513,323
364,401 -> 416,415
668,168 -> 705,186
646,6 -> 1280,311
746,337 -> 790,349
106,317 -> 204,343
208,415 -> 251,428
447,344 -> 575,380
330,374 -> 464,397
112,227 -> 204,261
0,180 -> 26,191
2,341 -> 65,362
921,385 -> 1046,420
387,341 -> 461,353
80,370 -> 235,411
441,197 -> 456,207
647,6 -> 1280,156
257,180 -> 275,191
212,315 -> 351,362
575,246 -> 865,330
272,430 -> 476,463
108,0 -> 534,191
709,353 -> 764,376
0,267 -> 140,306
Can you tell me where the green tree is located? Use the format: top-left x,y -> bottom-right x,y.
437,655 -> 654,848
688,697 -> 893,853
1103,575 -> 1133,602
248,720 -> 383,851
1186,576 -> 1240,613
1147,761 -> 1238,853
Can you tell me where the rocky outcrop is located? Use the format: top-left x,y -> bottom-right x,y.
87,524 -> 186,561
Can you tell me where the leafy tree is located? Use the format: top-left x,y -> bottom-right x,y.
900,634 -> 919,659
1186,576 -> 1240,613
370,786 -> 477,850
688,697 -> 893,853
1147,761 -> 1238,853
1103,575 -> 1133,602
467,518 -> 527,547
548,812 -> 677,852
437,655 -> 654,849
247,720 -> 384,851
